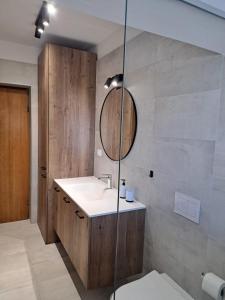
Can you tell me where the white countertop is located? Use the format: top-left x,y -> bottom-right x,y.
54,176 -> 146,218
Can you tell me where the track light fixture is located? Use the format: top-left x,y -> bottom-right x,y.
47,3 -> 57,15
35,27 -> 41,39
104,74 -> 123,89
42,3 -> 50,26
37,23 -> 44,34
34,1 -> 56,39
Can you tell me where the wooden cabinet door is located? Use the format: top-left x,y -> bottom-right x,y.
54,186 -> 61,236
70,205 -> 90,287
55,190 -> 73,254
38,45 -> 49,240
54,191 -> 63,242
61,194 -> 73,253
48,44 -> 96,181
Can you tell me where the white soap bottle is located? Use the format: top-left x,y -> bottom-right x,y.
119,179 -> 126,199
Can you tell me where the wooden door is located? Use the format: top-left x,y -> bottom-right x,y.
0,86 -> 30,223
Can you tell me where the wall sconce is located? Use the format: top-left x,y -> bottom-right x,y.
104,74 -> 123,89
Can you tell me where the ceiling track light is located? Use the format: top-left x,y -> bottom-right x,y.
47,3 -> 57,15
104,74 -> 123,89
42,2 -> 50,26
37,23 -> 44,34
35,27 -> 41,39
34,1 -> 56,39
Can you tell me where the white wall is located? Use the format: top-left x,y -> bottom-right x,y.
91,27 -> 141,59
0,40 -> 39,64
0,59 -> 38,223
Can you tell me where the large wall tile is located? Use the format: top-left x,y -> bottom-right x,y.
94,30 -> 225,300
208,190 -> 225,247
154,90 -> 221,140
125,32 -> 162,73
156,38 -> 218,68
212,176 -> 225,192
213,135 -> 225,179
154,55 -> 222,97
206,238 -> 225,278
152,138 -> 214,182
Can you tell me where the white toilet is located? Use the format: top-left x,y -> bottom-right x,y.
111,270 -> 194,300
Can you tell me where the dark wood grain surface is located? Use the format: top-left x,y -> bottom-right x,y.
37,44 -> 96,243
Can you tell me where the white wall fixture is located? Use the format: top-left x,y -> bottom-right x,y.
174,192 -> 201,224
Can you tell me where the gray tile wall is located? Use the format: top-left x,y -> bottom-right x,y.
94,31 -> 225,299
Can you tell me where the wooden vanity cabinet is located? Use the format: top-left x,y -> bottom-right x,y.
54,187 -> 146,289
38,44 -> 96,243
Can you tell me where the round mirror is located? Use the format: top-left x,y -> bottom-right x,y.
100,87 -> 137,161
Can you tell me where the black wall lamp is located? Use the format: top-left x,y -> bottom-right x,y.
34,1 -> 56,39
104,74 -> 124,89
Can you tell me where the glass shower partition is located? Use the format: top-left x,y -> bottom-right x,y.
92,1 -> 127,299
113,1 -> 149,297
114,1 -> 225,300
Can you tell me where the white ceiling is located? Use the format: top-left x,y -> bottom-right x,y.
180,0 -> 225,18
2,0 -> 225,64
0,0 -> 122,50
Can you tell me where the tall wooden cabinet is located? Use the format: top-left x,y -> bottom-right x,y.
38,44 -> 96,243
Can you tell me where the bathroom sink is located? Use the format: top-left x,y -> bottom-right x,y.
65,181 -> 117,201
54,176 -> 145,217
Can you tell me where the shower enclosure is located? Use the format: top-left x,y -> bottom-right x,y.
109,0 -> 225,299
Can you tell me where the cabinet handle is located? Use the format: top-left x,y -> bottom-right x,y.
63,197 -> 70,204
41,166 -> 46,171
41,174 -> 47,178
75,210 -> 84,219
54,187 -> 60,192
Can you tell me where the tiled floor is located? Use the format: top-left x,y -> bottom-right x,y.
0,220 -> 112,300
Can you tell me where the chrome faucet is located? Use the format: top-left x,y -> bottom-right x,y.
98,174 -> 112,189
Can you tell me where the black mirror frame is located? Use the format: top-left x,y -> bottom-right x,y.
99,87 -> 137,161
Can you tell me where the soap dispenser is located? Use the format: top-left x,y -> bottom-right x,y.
119,179 -> 126,199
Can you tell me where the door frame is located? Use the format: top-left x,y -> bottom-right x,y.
0,83 -> 31,220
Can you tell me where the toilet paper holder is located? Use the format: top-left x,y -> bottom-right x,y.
201,272 -> 225,298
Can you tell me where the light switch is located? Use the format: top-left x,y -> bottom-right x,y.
174,192 -> 200,224
96,149 -> 103,157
